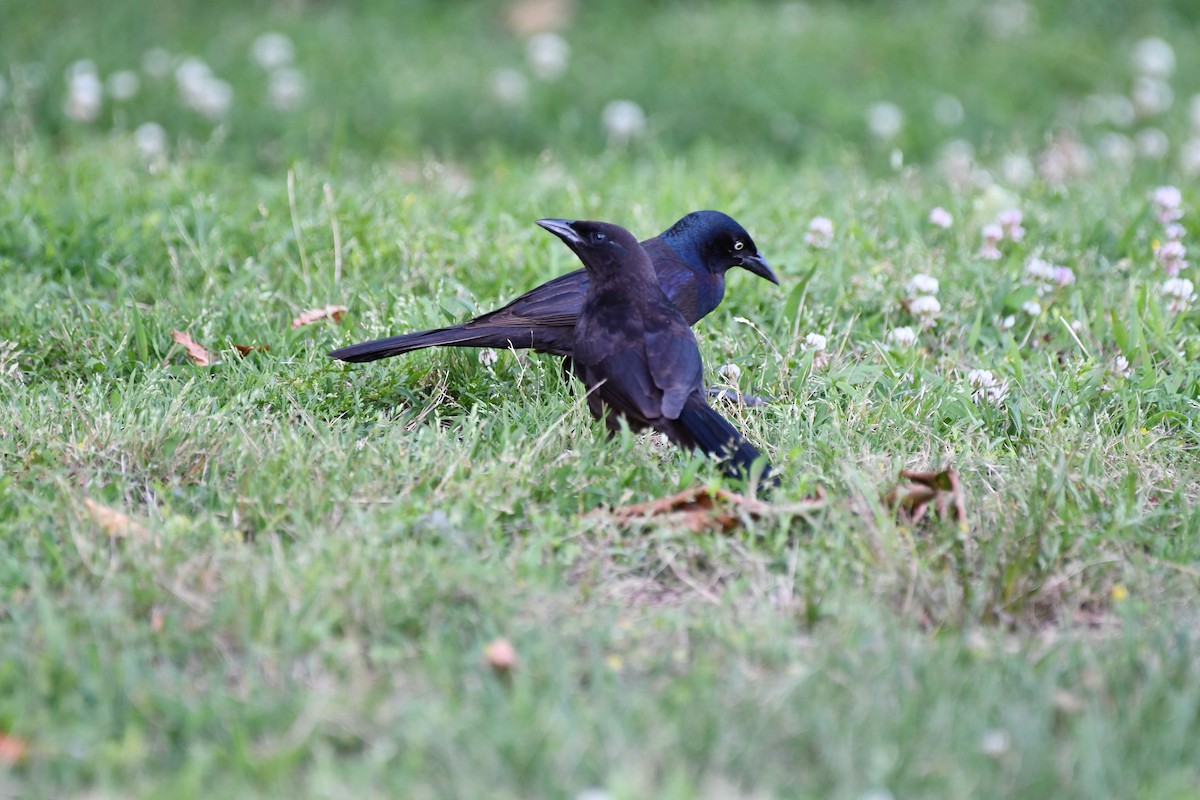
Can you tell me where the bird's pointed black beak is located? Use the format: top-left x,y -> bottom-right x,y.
738,254 -> 780,285
536,218 -> 582,248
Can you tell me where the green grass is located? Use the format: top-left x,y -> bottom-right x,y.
4,1 -> 1200,797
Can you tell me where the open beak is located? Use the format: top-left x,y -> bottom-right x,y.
737,253 -> 780,285
536,218 -> 582,249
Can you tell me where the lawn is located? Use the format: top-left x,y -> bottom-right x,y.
3,0 -> 1200,797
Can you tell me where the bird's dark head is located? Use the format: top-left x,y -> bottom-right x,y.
536,218 -> 650,281
661,210 -> 778,285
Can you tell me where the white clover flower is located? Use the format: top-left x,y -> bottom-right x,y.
479,348 -> 499,367
1109,353 -> 1131,379
490,68 -> 528,106
601,99 -> 646,144
928,207 -> 953,228
1152,185 -> 1183,223
1070,319 -> 1084,333
1155,240 -> 1187,276
1162,277 -> 1197,312
978,223 -> 1003,260
887,326 -> 917,348
252,32 -> 295,70
998,314 -> 1016,331
1132,36 -> 1175,78
1182,139 -> 1200,177
909,295 -> 941,327
64,62 -> 102,122
133,121 -> 167,160
866,101 -> 904,139
267,67 -> 306,111
980,729 -> 1012,758
1097,133 -> 1136,170
106,70 -> 140,101
996,208 -> 1025,241
1000,153 -> 1035,186
803,332 -> 828,353
1133,76 -> 1173,116
1023,256 -> 1056,293
717,363 -> 742,384
906,273 -> 939,296
804,216 -> 834,249
526,32 -> 570,80
1022,299 -> 1042,316
1038,132 -> 1093,185
1164,222 -> 1186,242
141,48 -> 172,78
1053,266 -> 1076,287
967,368 -> 1008,406
1136,128 -> 1170,160
175,57 -> 233,119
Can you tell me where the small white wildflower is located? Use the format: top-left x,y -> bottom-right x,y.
490,68 -> 528,106
355,437 -> 368,451
998,314 -> 1016,331
1053,266 -> 1076,287
479,348 -> 499,367
1109,353 -> 1131,379
907,274 -> 939,297
176,57 -> 233,119
1097,133 -> 1136,170
803,333 -> 827,353
804,216 -> 834,249
909,294 -> 941,327
106,70 -> 140,101
996,208 -> 1025,241
141,48 -> 172,78
601,99 -> 646,144
978,223 -> 1003,260
1023,256 -> 1057,293
526,32 -> 570,80
1164,222 -> 1186,242
1133,76 -> 1173,116
1132,36 -> 1175,78
717,363 -> 742,384
967,368 -> 1009,406
866,101 -> 904,139
1162,277 -> 1197,312
1000,153 -> 1035,186
979,729 -> 1012,758
1136,128 -> 1170,160
887,326 -> 917,348
1151,186 -> 1183,223
252,32 -> 295,70
1155,240 -> 1188,276
267,67 -> 306,111
133,121 -> 167,160
1070,319 -> 1084,333
1181,138 -> 1200,176
933,94 -> 964,127
1022,299 -> 1042,316
64,62 -> 102,122
928,206 -> 953,228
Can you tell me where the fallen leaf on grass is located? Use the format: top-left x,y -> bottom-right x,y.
171,329 -> 215,366
84,497 -> 148,541
291,305 -> 347,329
232,344 -> 270,357
484,638 -> 517,675
884,468 -> 966,524
0,732 -> 27,765
592,486 -> 826,535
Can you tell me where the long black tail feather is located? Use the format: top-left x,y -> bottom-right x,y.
676,396 -> 776,487
329,326 -> 543,363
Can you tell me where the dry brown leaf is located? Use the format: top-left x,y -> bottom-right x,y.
84,497 -> 148,541
484,638 -> 517,674
0,733 -> 28,766
150,606 -> 165,632
884,467 -> 966,525
593,486 -> 826,535
291,304 -> 347,329
171,329 -> 215,366
232,343 -> 270,357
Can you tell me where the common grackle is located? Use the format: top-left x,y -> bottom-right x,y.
538,218 -> 775,487
328,211 -> 776,363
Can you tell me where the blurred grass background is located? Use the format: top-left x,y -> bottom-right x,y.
3,0 -> 1198,170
